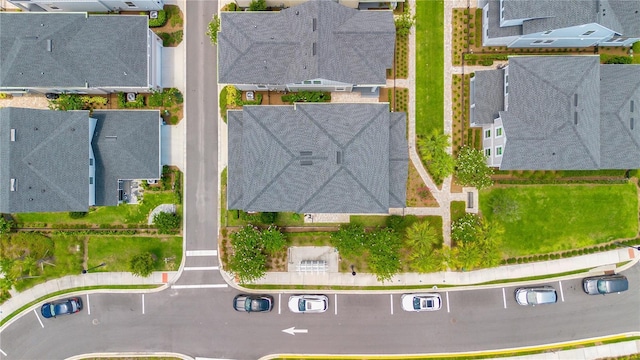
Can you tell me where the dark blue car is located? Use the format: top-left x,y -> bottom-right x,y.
41,297 -> 83,318
233,294 -> 273,313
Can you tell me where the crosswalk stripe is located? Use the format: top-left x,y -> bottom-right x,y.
184,266 -> 219,271
171,284 -> 228,289
186,250 -> 218,256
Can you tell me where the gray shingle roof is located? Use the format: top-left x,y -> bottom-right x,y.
598,0 -> 640,38
0,13 -> 148,88
0,108 -> 89,213
227,103 -> 407,213
470,69 -> 504,125
218,0 -> 395,86
91,111 -> 161,206
486,0 -> 522,39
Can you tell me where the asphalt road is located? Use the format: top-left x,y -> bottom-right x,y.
179,0 -> 223,287
2,264 -> 639,359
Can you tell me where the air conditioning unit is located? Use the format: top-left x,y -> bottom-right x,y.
150,11 -> 158,19
126,93 -> 136,102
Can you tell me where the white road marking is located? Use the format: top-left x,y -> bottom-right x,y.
502,288 -> 507,309
171,284 -> 228,289
183,266 -> 219,271
390,294 -> 394,315
86,294 -> 91,315
0,348 -> 7,356
34,310 -> 44,328
185,250 -> 217,256
278,293 -> 281,314
559,281 -> 565,302
282,327 -> 308,335
142,294 -> 145,314
446,292 -> 450,313
334,294 -> 337,315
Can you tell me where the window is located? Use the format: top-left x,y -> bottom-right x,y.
484,148 -> 491,157
90,158 -> 94,166
543,30 -> 552,35
125,1 -> 136,7
257,85 -> 266,89
582,30 -> 595,36
335,87 -> 346,91
532,40 -> 544,44
484,129 -> 491,138
496,127 -> 503,137
496,146 -> 503,156
49,5 -> 60,10
313,80 -> 321,84
303,80 -> 312,84
89,177 -> 93,185
544,40 -> 554,44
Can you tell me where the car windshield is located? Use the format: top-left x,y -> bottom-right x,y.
48,304 -> 56,316
527,291 -> 539,304
597,280 -> 609,293
298,299 -> 306,312
413,297 -> 421,310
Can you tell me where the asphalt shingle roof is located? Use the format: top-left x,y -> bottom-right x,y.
218,0 -> 395,86
227,103 -> 407,213
470,69 -> 505,125
0,108 -> 89,213
91,111 -> 161,206
0,13 -> 148,88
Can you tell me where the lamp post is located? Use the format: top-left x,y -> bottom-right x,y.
350,265 -> 356,276
614,242 -> 640,251
82,262 -> 106,274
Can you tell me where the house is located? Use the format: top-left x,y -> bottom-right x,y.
234,0 -> 404,10
218,0 -> 395,93
0,12 -> 162,95
227,103 -> 408,214
7,0 -> 163,12
479,0 -> 640,48
0,108 -> 161,213
469,56 -> 640,170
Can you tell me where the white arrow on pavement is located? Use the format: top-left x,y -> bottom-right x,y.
282,327 -> 308,336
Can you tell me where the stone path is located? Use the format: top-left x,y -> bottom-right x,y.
0,93 -> 50,109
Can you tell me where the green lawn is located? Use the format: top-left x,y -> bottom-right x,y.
415,0 -> 444,136
480,184 -> 638,257
87,235 -> 183,272
13,191 -> 178,226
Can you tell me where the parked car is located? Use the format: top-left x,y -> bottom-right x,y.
40,297 -> 83,318
514,286 -> 557,306
582,274 -> 629,295
288,295 -> 329,313
401,293 -> 442,312
233,294 -> 273,313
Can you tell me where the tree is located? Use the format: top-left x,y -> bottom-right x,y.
454,146 -> 494,189
153,212 -> 181,234
206,14 -> 220,45
330,223 -> 366,259
367,228 -> 402,282
228,225 -> 267,283
417,131 -> 455,185
404,221 -> 444,273
261,225 -> 288,255
248,0 -> 267,11
395,11 -> 415,37
129,253 -> 155,277
450,214 -> 503,270
487,190 -> 521,223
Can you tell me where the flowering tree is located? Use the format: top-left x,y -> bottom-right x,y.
455,146 -> 494,189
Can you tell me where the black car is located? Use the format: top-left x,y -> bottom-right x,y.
583,274 -> 629,295
233,294 -> 273,313
41,297 -> 83,318
45,93 -> 60,100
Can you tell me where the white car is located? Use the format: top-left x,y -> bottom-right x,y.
401,293 -> 442,312
288,295 -> 329,313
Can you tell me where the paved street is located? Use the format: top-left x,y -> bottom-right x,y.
2,264 -> 639,359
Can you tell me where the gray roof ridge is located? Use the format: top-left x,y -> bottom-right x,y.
514,58 -> 575,99
295,167 -> 343,213
341,166 -> 386,212
608,79 -> 640,151
343,105 -> 387,148
245,161 -> 295,209
297,105 -> 344,147
563,116 -> 600,168
246,108 -> 296,158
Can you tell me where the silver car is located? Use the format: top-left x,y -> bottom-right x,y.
583,274 -> 628,295
401,293 -> 442,312
288,295 -> 329,313
515,286 -> 557,306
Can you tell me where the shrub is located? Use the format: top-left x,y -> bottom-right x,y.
129,253 -> 155,277
153,212 -> 181,234
281,91 -> 330,104
259,212 -> 277,224
69,212 -> 88,219
249,0 -> 267,11
149,10 -> 167,27
206,14 -> 220,45
604,55 -> 632,64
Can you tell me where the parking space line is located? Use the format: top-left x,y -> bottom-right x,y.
278,293 -> 281,314
558,281 -> 565,302
86,294 -> 91,315
390,294 -> 393,315
334,294 -> 337,315
142,294 -> 145,314
0,348 -> 7,356
502,288 -> 507,309
446,292 -> 450,313
33,309 -> 44,328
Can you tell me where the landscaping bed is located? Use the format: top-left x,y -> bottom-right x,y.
150,5 -> 184,47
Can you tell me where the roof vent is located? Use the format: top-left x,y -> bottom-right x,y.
46,39 -> 52,52
312,42 -> 316,56
295,10 -> 299,15
631,100 -> 634,112
312,18 -> 317,31
574,94 -> 578,107
300,151 -> 312,156
105,135 -> 118,141
10,128 -> 15,141
300,160 -> 313,166
631,118 -> 635,130
574,112 -> 578,125
10,178 -> 16,192
336,151 -> 343,164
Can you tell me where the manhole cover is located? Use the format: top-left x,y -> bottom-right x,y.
92,319 -> 100,325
